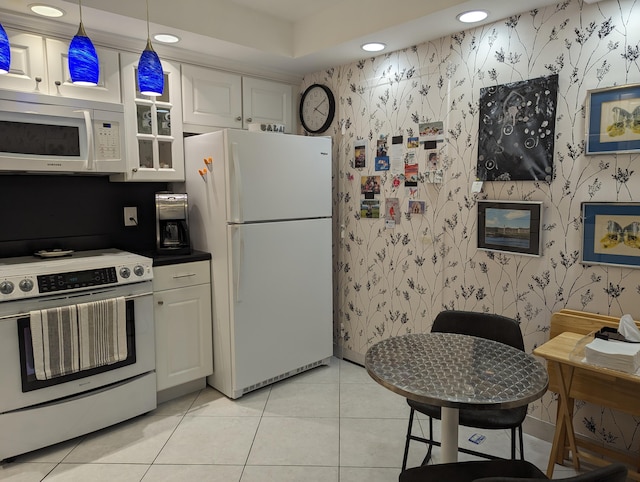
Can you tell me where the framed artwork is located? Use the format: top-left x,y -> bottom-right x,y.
581,202 -> 640,268
585,83 -> 640,155
477,74 -> 558,182
477,200 -> 543,256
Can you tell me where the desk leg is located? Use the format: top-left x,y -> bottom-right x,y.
441,407 -> 459,464
546,361 -> 579,478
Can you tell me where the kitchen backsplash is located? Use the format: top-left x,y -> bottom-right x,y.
0,175 -> 167,258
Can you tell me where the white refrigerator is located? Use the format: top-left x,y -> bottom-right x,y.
183,129 -> 333,399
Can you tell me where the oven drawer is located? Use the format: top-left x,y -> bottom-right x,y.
152,261 -> 210,291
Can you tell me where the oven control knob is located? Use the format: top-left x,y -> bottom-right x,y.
133,265 -> 145,277
19,279 -> 34,292
0,281 -> 14,295
119,267 -> 131,278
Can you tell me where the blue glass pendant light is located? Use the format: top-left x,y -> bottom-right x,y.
0,22 -> 10,74
68,0 -> 99,85
137,0 -> 164,96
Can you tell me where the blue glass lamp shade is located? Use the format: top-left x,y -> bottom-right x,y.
68,23 -> 99,85
138,39 -> 164,96
0,23 -> 10,74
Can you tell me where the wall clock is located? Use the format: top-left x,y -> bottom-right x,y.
299,83 -> 336,134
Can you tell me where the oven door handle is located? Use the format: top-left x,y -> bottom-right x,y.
0,291 -> 152,320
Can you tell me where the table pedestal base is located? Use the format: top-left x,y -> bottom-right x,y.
441,407 -> 459,463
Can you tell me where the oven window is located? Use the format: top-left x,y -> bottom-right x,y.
0,120 -> 81,157
17,300 -> 136,392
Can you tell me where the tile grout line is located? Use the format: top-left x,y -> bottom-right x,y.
140,388 -> 204,480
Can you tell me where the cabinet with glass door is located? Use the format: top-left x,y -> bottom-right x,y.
111,52 -> 184,182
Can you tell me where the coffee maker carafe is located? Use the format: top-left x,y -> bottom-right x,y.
156,192 -> 191,255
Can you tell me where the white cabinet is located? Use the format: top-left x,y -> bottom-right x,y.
242,76 -> 292,130
112,52 -> 184,182
181,64 -> 293,133
44,38 -> 121,104
182,65 -> 241,130
153,261 -> 213,392
0,29 -> 121,103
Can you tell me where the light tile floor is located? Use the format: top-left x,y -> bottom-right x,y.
1,358 -> 580,482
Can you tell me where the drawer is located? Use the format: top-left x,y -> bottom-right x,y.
153,261 -> 210,291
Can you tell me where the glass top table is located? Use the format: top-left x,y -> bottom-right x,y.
365,332 -> 549,464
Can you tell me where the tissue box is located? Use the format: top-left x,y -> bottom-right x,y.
585,338 -> 640,374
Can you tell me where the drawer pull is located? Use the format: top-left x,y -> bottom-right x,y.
172,273 -> 197,279
157,300 -> 164,305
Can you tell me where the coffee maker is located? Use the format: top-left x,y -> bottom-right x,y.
155,192 -> 191,255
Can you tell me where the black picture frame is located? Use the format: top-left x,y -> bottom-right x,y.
581,202 -> 640,268
477,200 -> 543,256
585,83 -> 640,155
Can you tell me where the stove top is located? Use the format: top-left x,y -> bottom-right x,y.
0,249 -> 153,302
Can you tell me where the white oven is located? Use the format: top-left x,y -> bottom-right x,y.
0,249 -> 156,461
0,89 -> 125,174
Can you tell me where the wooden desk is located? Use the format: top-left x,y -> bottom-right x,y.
534,329 -> 640,480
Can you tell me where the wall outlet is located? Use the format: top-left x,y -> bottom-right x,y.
124,206 -> 138,226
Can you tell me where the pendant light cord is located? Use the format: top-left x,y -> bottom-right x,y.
146,0 -> 151,41
78,0 -> 83,23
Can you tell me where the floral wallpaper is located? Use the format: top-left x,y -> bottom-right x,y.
302,0 -> 640,456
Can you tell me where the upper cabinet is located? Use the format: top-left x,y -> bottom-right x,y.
0,29 -> 121,104
181,64 -> 293,133
182,65 -> 241,130
44,38 -> 121,104
243,76 -> 293,131
111,52 -> 184,182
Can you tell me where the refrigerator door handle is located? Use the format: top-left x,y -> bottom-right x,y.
231,142 -> 244,223
232,225 -> 244,302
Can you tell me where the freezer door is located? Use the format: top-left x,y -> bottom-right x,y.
225,130 -> 331,222
227,218 -> 333,392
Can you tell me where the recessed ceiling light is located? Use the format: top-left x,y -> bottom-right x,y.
361,42 -> 386,53
29,4 -> 65,17
457,10 -> 489,23
153,33 -> 180,44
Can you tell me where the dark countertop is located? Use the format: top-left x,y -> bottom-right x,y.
136,249 -> 212,267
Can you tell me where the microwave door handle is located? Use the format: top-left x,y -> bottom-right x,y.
76,110 -> 95,171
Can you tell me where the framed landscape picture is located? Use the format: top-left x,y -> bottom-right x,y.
581,202 -> 640,268
477,200 -> 543,256
585,83 -> 640,155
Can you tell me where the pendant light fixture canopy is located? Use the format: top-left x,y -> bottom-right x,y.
138,0 -> 164,96
68,1 -> 99,85
0,22 -> 10,74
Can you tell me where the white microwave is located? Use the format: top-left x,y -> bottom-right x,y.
0,90 -> 125,174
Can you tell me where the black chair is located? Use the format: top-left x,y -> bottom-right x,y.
402,310 -> 527,470
399,459 -> 628,482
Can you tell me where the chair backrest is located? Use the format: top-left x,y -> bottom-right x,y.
431,310 -> 524,351
475,462 -> 628,481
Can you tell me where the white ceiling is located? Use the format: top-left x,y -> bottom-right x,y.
0,0 -> 561,82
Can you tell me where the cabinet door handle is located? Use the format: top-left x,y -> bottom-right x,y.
235,116 -> 242,121
172,273 -> 196,279
157,300 -> 164,305
246,117 -> 252,122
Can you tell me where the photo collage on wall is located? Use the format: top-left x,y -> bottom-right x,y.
355,123 -> 446,227
419,121 -> 445,184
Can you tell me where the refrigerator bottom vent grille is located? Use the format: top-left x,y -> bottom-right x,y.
241,359 -> 327,395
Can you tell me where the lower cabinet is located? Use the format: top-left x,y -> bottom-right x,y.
153,261 -> 213,392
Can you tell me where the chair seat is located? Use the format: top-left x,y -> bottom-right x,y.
399,459 -> 546,482
398,460 -> 628,482
408,399 -> 527,430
